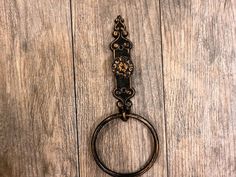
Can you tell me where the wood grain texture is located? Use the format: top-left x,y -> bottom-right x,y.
1,0 -> 236,176
0,0 -> 78,177
161,0 -> 236,176
72,0 -> 167,176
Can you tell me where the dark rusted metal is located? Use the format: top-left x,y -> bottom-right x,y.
110,15 -> 135,120
91,113 -> 159,177
91,15 -> 159,177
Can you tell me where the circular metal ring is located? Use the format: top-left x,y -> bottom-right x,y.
91,113 -> 159,177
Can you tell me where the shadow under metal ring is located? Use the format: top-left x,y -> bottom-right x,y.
91,113 -> 159,177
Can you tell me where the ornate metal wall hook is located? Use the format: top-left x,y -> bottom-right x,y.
110,15 -> 135,120
91,15 -> 159,177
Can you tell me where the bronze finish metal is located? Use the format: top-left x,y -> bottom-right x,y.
91,15 -> 159,177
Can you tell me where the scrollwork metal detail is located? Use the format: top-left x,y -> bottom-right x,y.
110,15 -> 132,52
110,15 -> 135,115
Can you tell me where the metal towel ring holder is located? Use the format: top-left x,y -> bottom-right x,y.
91,15 -> 159,177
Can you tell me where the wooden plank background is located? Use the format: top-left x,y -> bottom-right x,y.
161,0 -> 236,176
0,0 -> 235,177
0,0 -> 78,177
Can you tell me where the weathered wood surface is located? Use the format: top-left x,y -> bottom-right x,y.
72,0 -> 166,176
0,0 -> 78,177
0,0 -> 235,177
161,0 -> 236,176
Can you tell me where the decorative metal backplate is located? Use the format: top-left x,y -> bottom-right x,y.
110,15 -> 135,116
